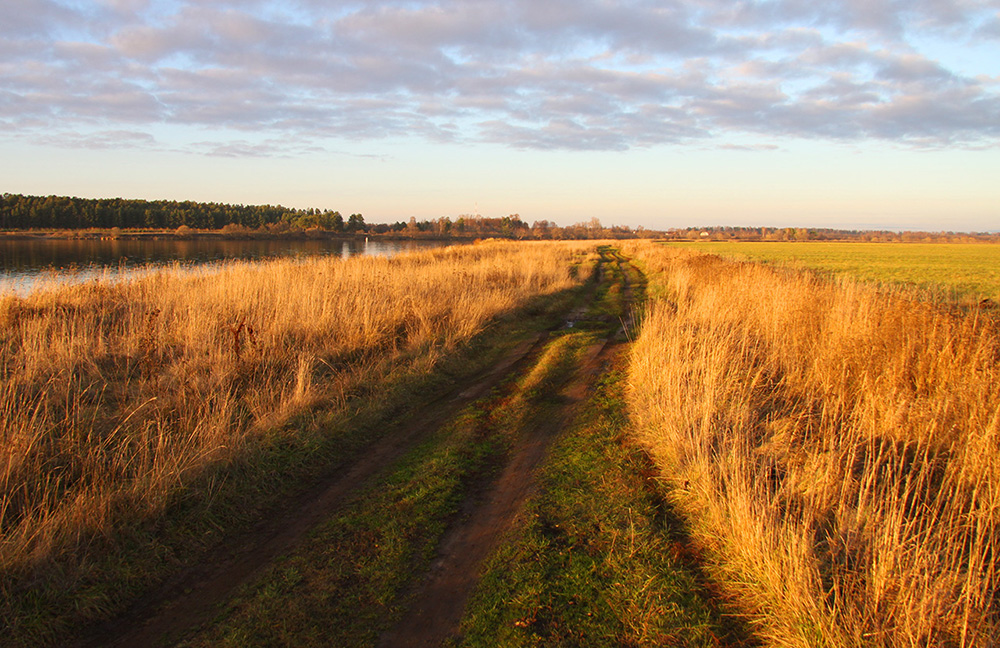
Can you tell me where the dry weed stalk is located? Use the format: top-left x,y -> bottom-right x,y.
624,242 -> 1000,647
0,241 -> 588,584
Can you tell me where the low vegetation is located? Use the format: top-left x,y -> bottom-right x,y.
624,241 -> 1000,646
7,234 -> 996,647
670,240 -> 1000,302
0,240 -> 593,643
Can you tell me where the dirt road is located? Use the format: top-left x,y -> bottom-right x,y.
378,338 -> 613,648
378,247 -> 636,647
76,247 -> 658,648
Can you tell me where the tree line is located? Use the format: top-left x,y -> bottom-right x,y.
8,193 -> 989,242
665,225 -> 1000,243
0,194 -> 644,240
0,193 -> 366,232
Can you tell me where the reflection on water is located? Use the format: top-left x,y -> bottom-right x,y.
0,237 -> 450,295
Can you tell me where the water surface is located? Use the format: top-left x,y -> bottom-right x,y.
0,237 -> 449,295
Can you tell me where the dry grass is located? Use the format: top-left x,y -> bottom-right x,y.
0,241 -> 589,586
623,241 -> 1000,647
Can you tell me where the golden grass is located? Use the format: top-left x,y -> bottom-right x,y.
0,241 -> 590,584
623,241 -> 1000,647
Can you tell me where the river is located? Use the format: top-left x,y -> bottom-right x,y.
0,237 -> 451,295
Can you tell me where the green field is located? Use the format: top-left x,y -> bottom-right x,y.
669,241 -> 1000,301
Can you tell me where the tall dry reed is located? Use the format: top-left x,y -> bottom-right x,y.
624,241 -> 1000,647
0,241 -> 589,583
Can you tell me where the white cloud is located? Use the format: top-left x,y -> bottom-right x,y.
1,0 -> 998,154
31,129 -> 157,149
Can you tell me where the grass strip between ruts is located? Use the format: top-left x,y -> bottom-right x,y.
454,361 -> 757,647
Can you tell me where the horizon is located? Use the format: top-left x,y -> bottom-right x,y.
3,190 -> 1000,235
2,1 -> 998,232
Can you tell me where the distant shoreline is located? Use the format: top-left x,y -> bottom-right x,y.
0,229 -> 472,242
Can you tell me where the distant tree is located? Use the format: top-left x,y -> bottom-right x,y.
531,220 -> 552,239
347,213 -> 366,232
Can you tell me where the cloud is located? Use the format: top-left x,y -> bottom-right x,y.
186,137 -> 324,158
1,0 -> 998,155
718,142 -> 782,151
32,129 -> 157,150
0,0 -> 81,37
707,0 -> 979,37
975,12 -> 1000,38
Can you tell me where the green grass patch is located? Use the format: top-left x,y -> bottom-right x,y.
589,246 -> 625,320
454,364 -> 752,647
669,241 -> 1000,302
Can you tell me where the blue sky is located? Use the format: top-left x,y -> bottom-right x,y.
2,0 -> 999,231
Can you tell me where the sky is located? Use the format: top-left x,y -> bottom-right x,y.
1,0 -> 999,231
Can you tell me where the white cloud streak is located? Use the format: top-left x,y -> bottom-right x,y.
2,0 -> 998,154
